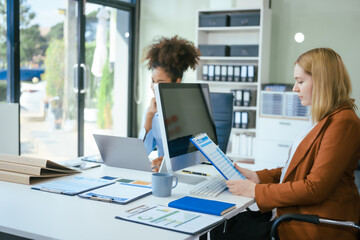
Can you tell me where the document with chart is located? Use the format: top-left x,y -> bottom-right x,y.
116,204 -> 224,235
190,133 -> 246,180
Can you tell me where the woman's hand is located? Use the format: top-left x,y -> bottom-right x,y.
148,98 -> 157,115
151,156 -> 163,172
234,162 -> 260,184
226,179 -> 256,198
144,98 -> 157,133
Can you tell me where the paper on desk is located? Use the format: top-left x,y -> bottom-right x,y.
31,176 -> 114,195
116,204 -> 224,235
79,182 -> 152,204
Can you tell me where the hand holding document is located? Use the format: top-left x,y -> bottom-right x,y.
190,133 -> 246,180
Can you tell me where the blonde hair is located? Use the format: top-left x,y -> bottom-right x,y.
295,48 -> 356,122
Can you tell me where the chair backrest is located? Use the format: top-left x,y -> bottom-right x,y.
210,92 -> 234,153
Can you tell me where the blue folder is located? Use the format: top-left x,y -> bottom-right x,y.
168,196 -> 236,216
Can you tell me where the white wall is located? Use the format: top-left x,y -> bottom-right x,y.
269,0 -> 360,117
137,0 -> 360,132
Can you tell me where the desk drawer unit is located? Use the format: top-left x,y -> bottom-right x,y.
255,139 -> 290,166
255,117 -> 309,168
257,117 -> 309,141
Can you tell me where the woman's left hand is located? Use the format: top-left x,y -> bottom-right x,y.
226,179 -> 256,198
151,156 -> 163,172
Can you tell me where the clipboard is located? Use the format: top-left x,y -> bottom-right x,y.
79,182 -> 152,204
31,176 -> 114,196
190,133 -> 245,180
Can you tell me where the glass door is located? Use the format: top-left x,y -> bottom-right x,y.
82,3 -> 133,156
20,0 -> 136,161
20,0 -> 79,161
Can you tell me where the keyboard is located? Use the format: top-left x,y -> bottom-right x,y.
189,175 -> 227,197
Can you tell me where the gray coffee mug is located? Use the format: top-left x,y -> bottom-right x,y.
152,172 -> 178,197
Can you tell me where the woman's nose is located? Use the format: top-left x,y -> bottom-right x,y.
292,83 -> 299,92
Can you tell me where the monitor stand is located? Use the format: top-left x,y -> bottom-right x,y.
173,172 -> 206,185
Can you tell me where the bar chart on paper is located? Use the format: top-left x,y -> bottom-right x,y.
116,205 -> 223,235
190,133 -> 246,180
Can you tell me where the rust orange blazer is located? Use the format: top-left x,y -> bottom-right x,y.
255,104 -> 360,240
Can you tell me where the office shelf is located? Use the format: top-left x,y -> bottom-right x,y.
195,2 -> 271,162
200,56 -> 259,61
198,26 -> 261,32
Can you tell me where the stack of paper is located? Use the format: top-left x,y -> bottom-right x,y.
0,154 -> 79,185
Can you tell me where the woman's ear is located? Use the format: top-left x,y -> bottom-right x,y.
175,78 -> 181,83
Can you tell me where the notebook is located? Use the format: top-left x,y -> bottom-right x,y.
93,134 -> 152,172
168,196 -> 236,216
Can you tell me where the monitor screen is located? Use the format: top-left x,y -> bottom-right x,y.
155,83 -> 218,173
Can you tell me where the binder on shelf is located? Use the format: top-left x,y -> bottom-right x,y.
168,196 -> 236,216
235,90 -> 243,106
231,134 -> 240,156
202,65 -> 209,80
239,134 -> 247,156
234,66 -> 240,82
240,65 -> 247,82
242,90 -> 251,106
233,111 -> 241,128
208,65 -> 215,81
0,154 -> 79,185
214,65 -> 221,81
241,111 -> 249,129
247,65 -> 256,82
220,65 -> 227,81
227,65 -> 234,81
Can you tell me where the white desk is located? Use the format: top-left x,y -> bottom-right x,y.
0,164 -> 254,240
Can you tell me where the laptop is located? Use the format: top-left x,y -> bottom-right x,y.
93,134 -> 152,172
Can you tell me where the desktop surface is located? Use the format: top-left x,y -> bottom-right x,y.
0,164 -> 254,240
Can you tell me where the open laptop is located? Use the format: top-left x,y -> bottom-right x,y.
93,134 -> 152,172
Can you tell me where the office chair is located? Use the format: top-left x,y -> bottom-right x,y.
270,213 -> 360,240
210,92 -> 234,153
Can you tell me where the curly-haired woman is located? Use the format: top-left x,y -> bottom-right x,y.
138,35 -> 201,172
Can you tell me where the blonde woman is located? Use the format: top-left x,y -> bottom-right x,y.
212,48 -> 360,240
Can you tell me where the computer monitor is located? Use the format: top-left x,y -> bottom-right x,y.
155,83 -> 218,179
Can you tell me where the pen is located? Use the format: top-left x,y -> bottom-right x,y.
182,170 -> 210,176
151,165 -> 160,170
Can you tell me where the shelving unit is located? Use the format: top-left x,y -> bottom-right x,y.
194,1 -> 271,163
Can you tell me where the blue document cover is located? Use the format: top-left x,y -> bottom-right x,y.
190,133 -> 245,180
168,196 -> 236,216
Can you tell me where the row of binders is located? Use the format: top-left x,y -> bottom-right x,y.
230,134 -> 254,157
231,89 -> 256,107
202,65 -> 257,82
233,111 -> 256,129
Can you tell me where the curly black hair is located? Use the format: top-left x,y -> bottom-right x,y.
144,35 -> 201,82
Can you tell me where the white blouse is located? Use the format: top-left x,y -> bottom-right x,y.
279,118 -> 318,183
